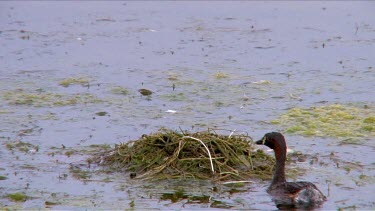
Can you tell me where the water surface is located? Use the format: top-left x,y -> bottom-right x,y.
0,1 -> 374,210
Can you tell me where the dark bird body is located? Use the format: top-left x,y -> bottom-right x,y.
256,132 -> 326,209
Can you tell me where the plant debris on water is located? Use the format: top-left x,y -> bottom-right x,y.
96,128 -> 274,181
138,88 -> 153,96
7,192 -> 27,202
6,140 -> 38,153
0,175 -> 8,180
2,89 -> 102,107
59,77 -> 90,87
109,86 -> 129,95
271,104 -> 375,138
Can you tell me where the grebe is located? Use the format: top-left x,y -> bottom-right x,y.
256,132 -> 326,209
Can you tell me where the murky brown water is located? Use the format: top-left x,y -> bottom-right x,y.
1,1 -> 374,210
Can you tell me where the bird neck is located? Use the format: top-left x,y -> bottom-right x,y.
271,146 -> 287,187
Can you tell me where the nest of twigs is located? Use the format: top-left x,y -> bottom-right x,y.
98,128 -> 274,181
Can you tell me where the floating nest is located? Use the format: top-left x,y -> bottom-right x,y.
97,128 -> 274,181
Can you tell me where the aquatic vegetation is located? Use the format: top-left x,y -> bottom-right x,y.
271,104 -> 375,138
0,175 -> 7,180
0,109 -> 14,114
59,77 -> 90,87
110,86 -> 129,95
339,138 -> 365,146
363,116 -> 375,123
160,190 -> 222,206
95,111 -> 108,116
69,164 -> 92,180
160,189 -> 188,203
3,89 -> 102,107
88,144 -> 111,150
214,71 -> 228,79
210,200 -> 233,209
138,89 -> 153,96
97,129 -> 275,181
45,201 -> 60,206
65,150 -> 74,157
7,192 -> 27,202
49,144 -> 111,158
338,205 -> 357,211
160,92 -> 188,102
214,101 -> 225,107
5,140 -> 37,153
129,200 -> 135,208
355,173 -> 375,186
166,72 -> 179,81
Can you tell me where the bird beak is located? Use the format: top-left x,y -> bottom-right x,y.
256,136 -> 266,145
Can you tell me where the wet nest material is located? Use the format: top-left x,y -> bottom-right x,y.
98,129 -> 274,181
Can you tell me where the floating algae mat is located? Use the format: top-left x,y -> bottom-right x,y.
271,104 -> 375,138
98,129 -> 274,181
2,89 -> 102,107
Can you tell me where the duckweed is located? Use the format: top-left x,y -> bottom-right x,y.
272,104 -> 375,138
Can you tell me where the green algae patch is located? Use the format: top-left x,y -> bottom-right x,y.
110,86 -> 129,95
271,104 -> 375,138
69,164 -> 92,180
363,116 -> 375,123
97,129 -> 274,181
3,89 -> 102,107
160,92 -> 188,102
5,140 -> 38,153
49,144 -> 111,159
59,77 -> 90,87
160,189 -> 188,203
0,109 -> 14,114
7,192 -> 27,202
213,71 -> 228,79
